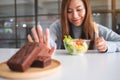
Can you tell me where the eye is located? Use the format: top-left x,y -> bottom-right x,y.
67,9 -> 72,13
77,8 -> 82,12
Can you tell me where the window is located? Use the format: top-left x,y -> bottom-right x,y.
91,0 -> 112,10
0,0 -> 119,48
91,0 -> 120,33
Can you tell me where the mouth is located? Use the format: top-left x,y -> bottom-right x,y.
72,19 -> 80,24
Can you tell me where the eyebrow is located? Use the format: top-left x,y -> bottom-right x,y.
68,5 -> 82,9
76,5 -> 82,8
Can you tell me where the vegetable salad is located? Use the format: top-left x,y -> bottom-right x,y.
63,35 -> 88,55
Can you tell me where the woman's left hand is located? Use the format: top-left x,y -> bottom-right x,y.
95,37 -> 108,53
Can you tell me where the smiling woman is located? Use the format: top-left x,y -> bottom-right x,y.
0,0 -> 120,50
28,0 -> 120,53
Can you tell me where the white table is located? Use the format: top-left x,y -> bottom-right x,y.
0,48 -> 120,80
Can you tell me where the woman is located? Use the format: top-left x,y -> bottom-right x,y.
28,0 -> 120,53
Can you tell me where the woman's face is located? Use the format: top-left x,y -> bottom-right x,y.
67,0 -> 86,27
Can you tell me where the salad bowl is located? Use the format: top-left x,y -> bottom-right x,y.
63,35 -> 90,55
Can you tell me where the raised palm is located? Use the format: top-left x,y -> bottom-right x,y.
27,25 -> 56,57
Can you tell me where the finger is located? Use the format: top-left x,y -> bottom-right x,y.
95,37 -> 105,46
97,45 -> 105,50
49,46 -> 56,56
95,37 -> 107,52
96,40 -> 106,51
97,41 -> 104,47
45,28 -> 50,47
27,34 -> 33,42
31,27 -> 39,42
98,46 -> 107,53
95,37 -> 102,44
37,25 -> 44,43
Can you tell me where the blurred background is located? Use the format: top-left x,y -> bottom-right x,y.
0,0 -> 120,48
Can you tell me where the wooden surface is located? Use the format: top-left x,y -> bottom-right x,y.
0,59 -> 61,79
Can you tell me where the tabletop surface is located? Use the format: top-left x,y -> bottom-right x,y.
0,48 -> 120,80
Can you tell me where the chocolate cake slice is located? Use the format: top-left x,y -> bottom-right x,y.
7,42 -> 41,72
31,56 -> 51,68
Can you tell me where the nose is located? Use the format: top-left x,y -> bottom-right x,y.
72,11 -> 79,19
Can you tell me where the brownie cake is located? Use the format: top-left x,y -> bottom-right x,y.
7,42 -> 41,72
31,56 -> 51,68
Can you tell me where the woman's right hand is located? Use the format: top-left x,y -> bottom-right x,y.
95,37 -> 108,53
27,25 -> 56,57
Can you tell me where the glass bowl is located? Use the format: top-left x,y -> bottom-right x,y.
63,39 -> 90,55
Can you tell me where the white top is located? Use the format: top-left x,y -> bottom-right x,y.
0,48 -> 120,80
